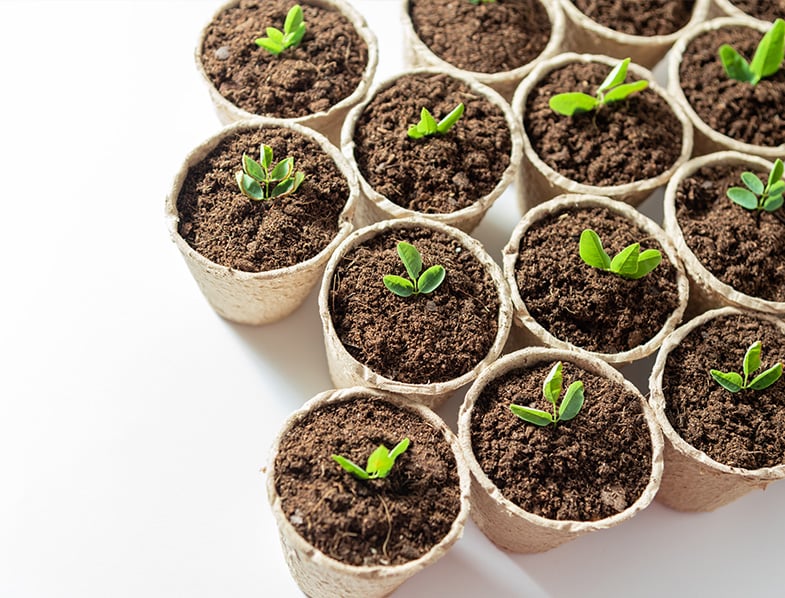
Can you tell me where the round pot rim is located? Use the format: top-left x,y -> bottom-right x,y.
712,0 -> 772,25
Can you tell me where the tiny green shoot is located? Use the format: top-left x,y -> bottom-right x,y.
235,143 -> 305,201
383,241 -> 446,297
549,58 -> 649,117
579,229 -> 662,280
468,0 -> 495,4
407,103 -> 465,139
710,341 -> 783,393
331,438 -> 410,480
727,159 -> 784,213
510,362 -> 584,427
255,4 -> 306,56
718,18 -> 784,85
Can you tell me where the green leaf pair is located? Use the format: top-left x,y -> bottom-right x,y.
549,58 -> 649,117
383,241 -> 446,297
510,362 -> 585,427
710,341 -> 783,393
407,103 -> 465,139
331,438 -> 410,480
255,5 -> 306,56
719,18 -> 784,85
235,143 -> 305,201
579,229 -> 662,280
727,158 -> 784,213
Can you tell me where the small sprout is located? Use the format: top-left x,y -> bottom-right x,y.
331,438 -> 410,480
579,229 -> 662,280
235,143 -> 305,201
510,362 -> 585,427
255,4 -> 306,56
549,58 -> 649,117
468,0 -> 495,4
383,241 -> 446,297
407,103 -> 465,139
711,341 -> 783,393
727,159 -> 784,213
719,18 -> 784,85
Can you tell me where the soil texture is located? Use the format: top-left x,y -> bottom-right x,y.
679,25 -> 785,147
675,163 -> 785,301
662,313 -> 785,469
352,73 -> 512,214
730,0 -> 785,23
329,226 -> 500,384
177,127 -> 348,272
524,61 -> 682,186
200,0 -> 367,118
409,0 -> 551,73
514,207 -> 681,353
570,0 -> 694,36
471,360 -> 653,520
275,396 -> 461,566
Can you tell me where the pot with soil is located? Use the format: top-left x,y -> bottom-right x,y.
513,53 -> 693,211
341,69 -> 522,233
268,387 -> 471,598
196,0 -> 378,143
649,306 -> 785,511
558,0 -> 711,68
318,217 -> 512,409
502,194 -> 689,365
664,151 -> 785,316
667,17 -> 785,158
402,0 -> 565,100
712,0 -> 785,25
166,119 -> 358,325
458,347 -> 663,552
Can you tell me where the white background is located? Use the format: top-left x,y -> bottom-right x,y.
1,1 -> 783,596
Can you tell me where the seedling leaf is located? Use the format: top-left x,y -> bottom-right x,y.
255,4 -> 307,56
710,370 -> 744,393
750,19 -> 785,83
266,27 -> 284,43
332,438 -> 410,481
603,80 -> 649,104
726,158 -> 785,213
383,275 -> 415,297
237,172 -> 264,200
719,44 -> 754,83
417,265 -> 446,294
598,57 -> 630,93
366,445 -> 389,475
397,241 -> 422,280
436,102 -> 465,133
236,145 -> 305,201
579,229 -> 611,270
743,341 -> 762,379
511,361 -> 585,427
284,4 -> 303,32
631,249 -> 663,280
331,455 -> 370,480
711,341 -> 783,393
270,158 -> 293,182
509,404 -> 553,426
388,438 -> 410,460
542,362 -> 563,405
408,104 -> 464,138
748,363 -> 783,390
727,187 -> 760,210
770,159 -> 784,187
256,37 -> 283,55
764,195 -> 784,211
558,381 -> 585,421
741,172 -> 765,195
262,145 -> 274,169
609,243 -> 640,276
242,154 -> 265,183
548,92 -> 598,116
271,177 -> 296,198
383,242 -> 445,296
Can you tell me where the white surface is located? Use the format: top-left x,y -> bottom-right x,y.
0,1 -> 783,597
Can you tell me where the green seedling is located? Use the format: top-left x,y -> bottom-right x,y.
383,241 -> 446,297
236,143 -> 305,201
549,58 -> 649,116
255,4 -> 306,56
711,341 -> 783,393
331,438 -> 410,480
510,362 -> 584,427
727,158 -> 784,213
579,229 -> 662,280
468,0 -> 495,4
407,103 -> 465,139
719,18 -> 784,85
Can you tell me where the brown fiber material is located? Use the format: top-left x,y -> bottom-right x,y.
267,387 -> 471,598
459,348 -> 663,553
649,307 -> 785,511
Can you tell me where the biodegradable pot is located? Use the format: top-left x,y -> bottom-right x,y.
195,0 -> 378,144
668,17 -> 785,159
649,307 -> 785,511
711,0 -> 784,24
166,119 -> 358,325
558,0 -> 711,68
401,0 -> 565,100
512,53 -> 693,211
341,68 -> 523,233
267,387 -> 471,598
502,194 -> 689,365
318,217 -> 513,409
458,347 -> 664,553
664,151 -> 785,317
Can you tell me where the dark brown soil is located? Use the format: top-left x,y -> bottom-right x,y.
408,0 -> 551,74
275,395 -> 461,566
471,360 -> 653,520
329,227 -> 500,384
661,313 -> 785,469
524,61 -> 683,186
679,25 -> 785,147
514,207 -> 681,353
730,0 -> 785,23
177,127 -> 348,272
570,0 -> 695,36
200,0 -> 368,118
675,163 -> 785,301
352,73 -> 512,214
